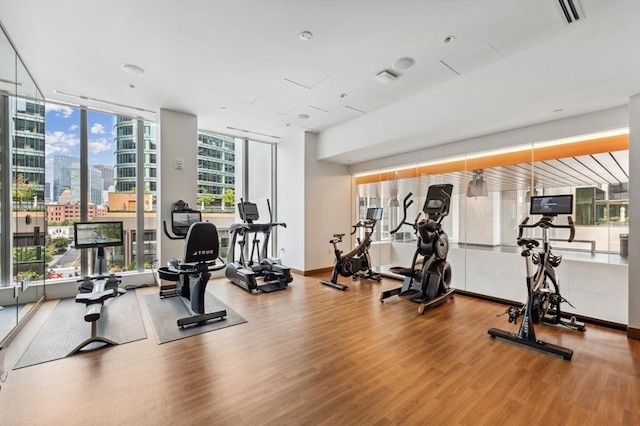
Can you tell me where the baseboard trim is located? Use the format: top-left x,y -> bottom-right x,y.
455,289 -> 628,332
291,267 -> 333,277
628,327 -> 640,340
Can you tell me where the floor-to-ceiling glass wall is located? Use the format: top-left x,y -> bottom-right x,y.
1,22 -> 46,344
354,130 -> 629,324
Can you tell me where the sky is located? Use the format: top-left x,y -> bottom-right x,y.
44,103 -> 118,181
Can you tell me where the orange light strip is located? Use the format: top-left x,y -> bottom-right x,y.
355,134 -> 628,185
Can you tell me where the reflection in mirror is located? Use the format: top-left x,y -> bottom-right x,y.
1,21 -> 46,345
355,132 -> 629,322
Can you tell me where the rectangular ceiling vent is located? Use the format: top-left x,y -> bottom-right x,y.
556,0 -> 584,24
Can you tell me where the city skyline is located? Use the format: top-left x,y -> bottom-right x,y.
45,104 -> 119,180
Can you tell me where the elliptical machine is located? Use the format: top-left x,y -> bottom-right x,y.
225,199 -> 293,293
379,184 -> 455,314
158,201 -> 227,328
488,194 -> 577,360
320,207 -> 383,291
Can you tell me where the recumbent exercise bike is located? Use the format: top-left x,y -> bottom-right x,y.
159,201 -> 227,328
379,184 -> 455,314
488,194 -> 580,360
320,207 -> 383,291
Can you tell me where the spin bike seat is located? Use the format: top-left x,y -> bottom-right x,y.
333,233 -> 345,238
517,238 -> 539,249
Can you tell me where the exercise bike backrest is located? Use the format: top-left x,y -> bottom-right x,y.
162,208 -> 224,266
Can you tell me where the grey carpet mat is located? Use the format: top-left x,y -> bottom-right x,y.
143,291 -> 247,344
14,290 -> 147,369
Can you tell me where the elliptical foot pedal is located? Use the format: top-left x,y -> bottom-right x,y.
398,289 -> 422,299
258,282 -> 288,293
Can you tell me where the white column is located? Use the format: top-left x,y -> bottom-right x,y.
157,109 -> 198,265
628,94 -> 640,339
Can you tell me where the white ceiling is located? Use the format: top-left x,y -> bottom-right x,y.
1,0 -> 639,166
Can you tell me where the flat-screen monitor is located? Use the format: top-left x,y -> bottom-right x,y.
239,202 -> 260,222
423,183 -> 453,215
530,194 -> 573,216
74,221 -> 124,249
171,210 -> 202,236
366,207 -> 383,221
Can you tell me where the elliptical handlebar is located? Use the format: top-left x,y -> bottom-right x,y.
517,215 -> 575,242
390,192 -> 415,234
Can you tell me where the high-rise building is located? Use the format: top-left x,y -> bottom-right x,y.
94,164 -> 114,190
12,99 -> 46,207
113,117 -> 234,205
197,131 -> 235,203
53,155 -> 77,202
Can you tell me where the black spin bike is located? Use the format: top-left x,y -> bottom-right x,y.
320,207 -> 383,291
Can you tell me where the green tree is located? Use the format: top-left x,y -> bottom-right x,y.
197,187 -> 215,209
222,189 -> 235,210
12,173 -> 37,210
51,237 -> 69,254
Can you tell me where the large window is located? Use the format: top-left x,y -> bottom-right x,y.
44,106 -> 159,277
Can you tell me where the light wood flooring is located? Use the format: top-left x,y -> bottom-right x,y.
1,273 -> 639,425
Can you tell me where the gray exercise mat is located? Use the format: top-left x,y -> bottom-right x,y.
143,291 -> 247,344
14,290 -> 147,369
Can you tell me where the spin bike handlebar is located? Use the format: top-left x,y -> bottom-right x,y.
390,192 -> 415,234
517,216 -> 575,242
351,219 -> 377,235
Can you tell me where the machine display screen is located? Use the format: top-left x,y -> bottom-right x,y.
171,210 -> 202,236
366,207 -> 383,221
74,221 -> 124,249
530,194 -> 573,216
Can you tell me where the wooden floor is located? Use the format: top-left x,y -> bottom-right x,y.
1,273 -> 639,425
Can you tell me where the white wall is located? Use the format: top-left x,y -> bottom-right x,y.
304,132 -> 351,271
629,94 -> 640,331
158,109 -> 198,265
276,131 -> 351,272
459,193 -> 501,246
276,132 -> 306,270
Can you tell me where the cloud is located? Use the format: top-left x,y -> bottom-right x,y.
89,138 -> 112,155
91,123 -> 105,134
70,124 -> 79,131
45,130 -> 80,156
45,104 -> 73,118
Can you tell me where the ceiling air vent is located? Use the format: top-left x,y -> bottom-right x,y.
556,0 -> 583,24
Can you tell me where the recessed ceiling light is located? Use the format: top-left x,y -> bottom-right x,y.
443,36 -> 455,43
121,64 -> 146,76
392,57 -> 415,70
128,84 -> 136,89
553,108 -> 564,113
220,106 -> 227,110
340,93 -> 348,98
298,113 -> 310,120
299,31 -> 313,41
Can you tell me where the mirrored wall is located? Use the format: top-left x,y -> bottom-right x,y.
1,22 -> 46,344
357,130 -> 629,324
